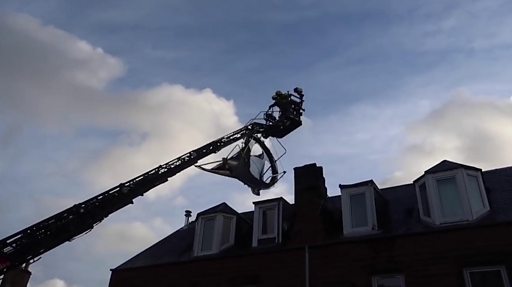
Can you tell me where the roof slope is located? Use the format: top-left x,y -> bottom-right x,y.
115,224 -> 195,269
114,166 -> 512,270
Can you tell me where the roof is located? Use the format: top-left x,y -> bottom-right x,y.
339,179 -> 377,190
114,164 -> 512,271
414,160 -> 482,182
196,202 -> 239,217
115,224 -> 196,269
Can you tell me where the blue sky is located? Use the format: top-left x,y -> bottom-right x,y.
1,1 -> 512,287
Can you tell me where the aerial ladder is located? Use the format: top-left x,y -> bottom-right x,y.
0,88 -> 305,287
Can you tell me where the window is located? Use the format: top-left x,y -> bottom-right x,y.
436,176 -> 465,221
415,169 -> 489,225
260,206 -> 277,237
466,174 -> 486,214
372,274 -> 405,287
464,266 -> 510,287
418,182 -> 431,219
193,213 -> 236,256
200,217 -> 216,252
341,182 -> 378,235
350,192 -> 369,228
253,201 -> 282,246
220,215 -> 234,247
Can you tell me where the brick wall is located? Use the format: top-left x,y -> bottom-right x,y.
109,223 -> 512,287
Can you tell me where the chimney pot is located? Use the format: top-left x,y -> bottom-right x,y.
184,210 -> 192,226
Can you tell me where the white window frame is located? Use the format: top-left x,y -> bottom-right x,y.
416,179 -> 433,223
252,201 -> 281,247
432,170 -> 469,223
258,205 -> 278,239
341,184 -> 378,236
193,213 -> 236,256
463,170 -> 490,218
415,168 -> 490,225
372,274 -> 406,287
463,266 -> 510,287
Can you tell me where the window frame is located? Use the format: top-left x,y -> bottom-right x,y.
258,205 -> 278,239
416,178 -> 433,223
463,266 -> 510,287
415,168 -> 490,225
341,184 -> 378,236
372,274 -> 406,287
219,214 -> 236,249
432,170 -> 469,223
252,201 -> 282,247
197,215 -> 217,254
463,170 -> 490,218
193,213 -> 236,256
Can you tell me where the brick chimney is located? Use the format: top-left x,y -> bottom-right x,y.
289,163 -> 328,245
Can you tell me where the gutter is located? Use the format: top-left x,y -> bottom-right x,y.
305,245 -> 310,287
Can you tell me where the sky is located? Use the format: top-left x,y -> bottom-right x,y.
1,1 -> 512,286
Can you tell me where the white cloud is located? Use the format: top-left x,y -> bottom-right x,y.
92,218 -> 174,255
84,84 -> 240,199
0,13 -> 124,130
0,13 -> 124,89
0,12 -> 242,285
0,12 -> 241,201
171,195 -> 189,207
94,221 -> 159,254
386,94 -> 512,185
281,99 -> 418,193
229,181 -> 293,211
390,1 -> 512,52
33,278 -> 79,287
148,217 -> 173,235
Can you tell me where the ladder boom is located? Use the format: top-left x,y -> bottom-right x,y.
0,88 -> 304,276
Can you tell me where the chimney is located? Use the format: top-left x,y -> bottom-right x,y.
289,163 -> 328,245
184,210 -> 192,226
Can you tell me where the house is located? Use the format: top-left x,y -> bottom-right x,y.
108,160 -> 512,287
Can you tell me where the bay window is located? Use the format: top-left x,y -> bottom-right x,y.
193,213 -> 236,256
464,266 -> 510,287
253,201 -> 282,247
340,181 -> 379,235
416,168 -> 489,225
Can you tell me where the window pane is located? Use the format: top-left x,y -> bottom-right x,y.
374,275 -> 403,287
261,207 -> 276,236
468,270 -> 505,287
467,175 -> 485,213
419,183 -> 431,218
200,218 -> 216,252
350,193 -> 368,228
220,216 -> 233,247
437,177 -> 464,220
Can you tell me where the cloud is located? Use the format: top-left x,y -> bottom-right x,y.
0,12 -> 242,285
418,1 -> 512,51
229,181 -> 293,211
92,218 -> 175,255
84,84 -> 240,199
0,13 -> 124,89
94,220 -> 162,254
386,94 -> 512,185
33,278 -> 79,287
0,12 -> 241,202
281,100 -> 416,193
0,13 -> 124,129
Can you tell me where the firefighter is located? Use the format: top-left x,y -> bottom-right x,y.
268,90 -> 291,115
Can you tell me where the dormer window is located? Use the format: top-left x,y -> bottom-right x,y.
259,205 -> 277,238
193,213 -> 236,256
253,199 -> 289,247
415,161 -> 490,225
340,181 -> 379,236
